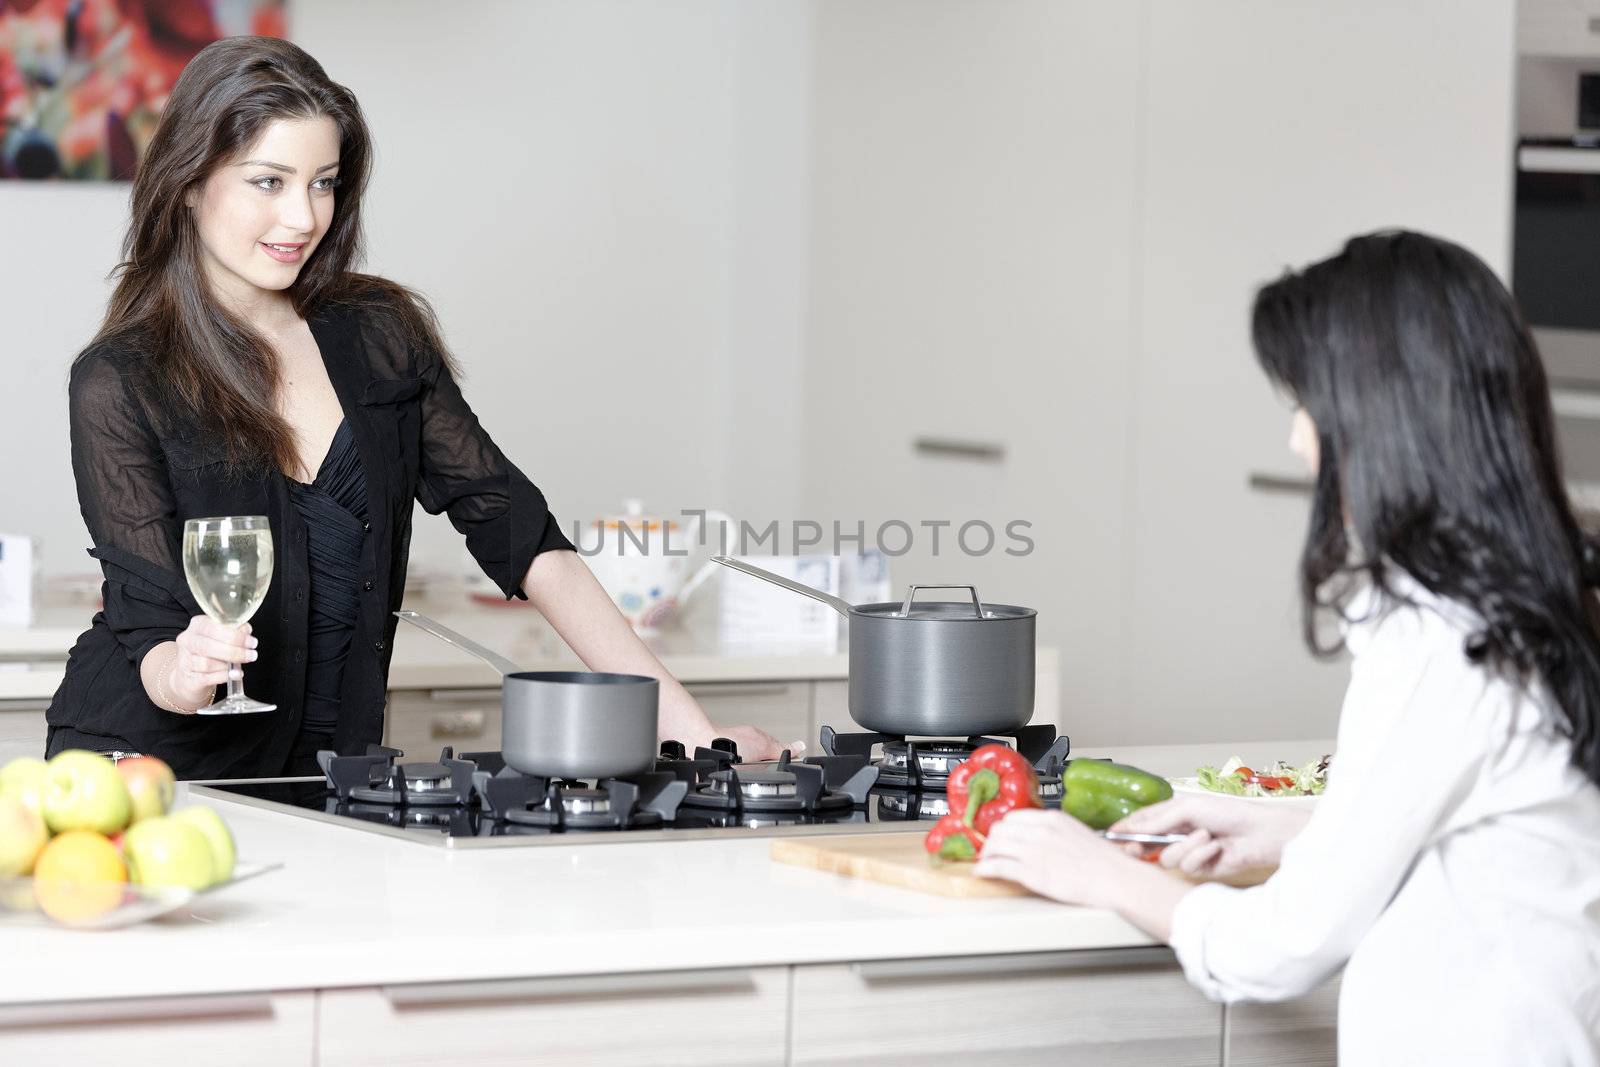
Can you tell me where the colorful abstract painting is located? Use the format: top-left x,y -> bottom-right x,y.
0,0 -> 286,180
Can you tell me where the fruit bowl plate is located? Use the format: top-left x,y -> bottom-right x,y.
0,861 -> 283,930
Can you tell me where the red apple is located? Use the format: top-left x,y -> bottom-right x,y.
116,756 -> 175,824
42,751 -> 130,835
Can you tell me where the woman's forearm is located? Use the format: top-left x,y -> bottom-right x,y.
521,549 -> 718,747
1101,857 -> 1195,942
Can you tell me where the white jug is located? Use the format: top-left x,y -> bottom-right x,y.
582,501 -> 734,632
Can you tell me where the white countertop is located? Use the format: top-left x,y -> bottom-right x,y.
0,740 -> 1331,1006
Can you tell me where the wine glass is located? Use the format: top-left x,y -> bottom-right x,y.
182,516 -> 277,715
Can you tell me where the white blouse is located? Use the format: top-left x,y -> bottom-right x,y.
1168,573 -> 1600,1064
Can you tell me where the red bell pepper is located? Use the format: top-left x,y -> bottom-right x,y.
924,812 -> 981,861
946,743 -> 1043,839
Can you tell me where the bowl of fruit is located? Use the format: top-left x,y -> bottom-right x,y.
0,750 -> 279,929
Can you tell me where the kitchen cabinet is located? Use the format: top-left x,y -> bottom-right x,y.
0,699 -> 48,764
1520,0 -> 1600,57
802,0 -> 1515,746
382,686 -> 502,757
789,949 -> 1223,1066
0,991 -> 314,1066
685,679 -> 813,746
1224,976 -> 1340,1067
316,967 -> 789,1067
804,0 -> 1145,742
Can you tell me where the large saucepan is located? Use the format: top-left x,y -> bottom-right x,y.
394,612 -> 658,779
712,557 -> 1036,737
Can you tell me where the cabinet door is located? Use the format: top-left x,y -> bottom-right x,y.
383,688 -> 502,759
802,0 -> 1145,735
1118,0 -> 1515,745
318,967 -> 788,1067
0,700 -> 47,764
685,680 -> 812,747
0,991 -> 314,1066
791,949 -> 1221,1066
1224,976 -> 1339,1067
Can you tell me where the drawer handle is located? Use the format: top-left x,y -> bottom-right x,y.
1247,472 -> 1314,497
0,993 -> 275,1028
913,437 -> 1006,462
430,711 -> 488,739
382,968 -> 757,1007
851,947 -> 1174,982
426,688 -> 504,702
686,684 -> 792,699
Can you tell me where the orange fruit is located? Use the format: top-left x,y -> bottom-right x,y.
32,830 -> 128,923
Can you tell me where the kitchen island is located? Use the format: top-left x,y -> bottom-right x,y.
0,742 -> 1338,1066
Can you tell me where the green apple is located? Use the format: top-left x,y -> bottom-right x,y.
170,806 -> 235,885
0,794 -> 48,876
116,756 -> 176,824
42,750 -> 131,835
0,757 -> 49,817
122,815 -> 214,890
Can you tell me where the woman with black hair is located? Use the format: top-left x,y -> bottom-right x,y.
976,231 -> 1600,1062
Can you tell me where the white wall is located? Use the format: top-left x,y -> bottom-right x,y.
3,0 -> 810,579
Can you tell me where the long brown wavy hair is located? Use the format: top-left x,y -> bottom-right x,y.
85,35 -> 455,473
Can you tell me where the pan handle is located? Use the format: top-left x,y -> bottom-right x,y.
393,611 -> 525,676
900,585 -> 989,619
711,556 -> 855,619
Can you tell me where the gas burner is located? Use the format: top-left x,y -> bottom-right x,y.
880,740 -> 978,781
679,750 -> 877,815
474,768 -> 688,832
820,723 -> 1072,793
327,796 -> 484,835
317,745 -> 476,806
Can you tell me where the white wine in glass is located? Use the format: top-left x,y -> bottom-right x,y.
182,516 -> 276,715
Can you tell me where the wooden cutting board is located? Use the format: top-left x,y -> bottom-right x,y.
770,832 -> 1032,898
770,832 -> 1278,899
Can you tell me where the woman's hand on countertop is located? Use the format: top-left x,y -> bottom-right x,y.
974,808 -> 1195,941
973,808 -> 1138,908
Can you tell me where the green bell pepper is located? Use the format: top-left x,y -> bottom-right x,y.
1061,759 -> 1173,830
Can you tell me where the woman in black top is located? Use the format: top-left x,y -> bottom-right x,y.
49,36 -> 782,779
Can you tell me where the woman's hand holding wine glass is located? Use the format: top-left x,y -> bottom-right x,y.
181,515 -> 277,714
160,617 -> 259,712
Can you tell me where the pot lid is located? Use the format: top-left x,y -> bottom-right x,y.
853,600 -> 1036,621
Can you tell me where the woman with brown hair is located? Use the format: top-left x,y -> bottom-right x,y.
48,35 -> 782,778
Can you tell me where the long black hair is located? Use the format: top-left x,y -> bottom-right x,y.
1252,230 -> 1600,785
92,36 -> 456,474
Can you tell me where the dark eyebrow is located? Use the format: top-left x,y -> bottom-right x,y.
239,160 -> 341,174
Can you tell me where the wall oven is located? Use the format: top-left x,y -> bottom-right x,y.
1513,140 -> 1600,490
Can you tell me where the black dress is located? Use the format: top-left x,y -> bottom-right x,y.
282,417 -> 368,775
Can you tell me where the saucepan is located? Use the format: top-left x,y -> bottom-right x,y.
394,612 -> 658,779
712,557 -> 1036,738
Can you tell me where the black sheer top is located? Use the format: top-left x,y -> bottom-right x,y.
48,299 -> 575,779
287,417 -> 368,733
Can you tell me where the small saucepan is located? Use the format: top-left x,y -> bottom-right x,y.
712,557 -> 1036,738
394,612 -> 658,779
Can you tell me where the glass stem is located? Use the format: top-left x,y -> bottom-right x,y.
226,669 -> 245,703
